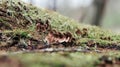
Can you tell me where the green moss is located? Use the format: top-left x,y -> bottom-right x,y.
10,53 -> 98,67
5,51 -> 119,67
0,0 -> 120,46
1,1 -> 120,67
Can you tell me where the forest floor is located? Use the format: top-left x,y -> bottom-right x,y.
0,0 -> 120,67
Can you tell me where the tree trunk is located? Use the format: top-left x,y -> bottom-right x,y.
53,0 -> 57,11
92,0 -> 107,26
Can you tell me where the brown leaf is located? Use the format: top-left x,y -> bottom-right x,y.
36,19 -> 51,33
75,29 -> 82,35
45,30 -> 73,45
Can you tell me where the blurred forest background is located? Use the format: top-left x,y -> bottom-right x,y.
22,0 -> 120,33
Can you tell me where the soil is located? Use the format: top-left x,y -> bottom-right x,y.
0,55 -> 22,67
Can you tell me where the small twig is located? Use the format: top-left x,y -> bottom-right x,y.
6,48 -> 102,55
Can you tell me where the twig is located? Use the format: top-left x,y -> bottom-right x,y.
6,48 -> 102,55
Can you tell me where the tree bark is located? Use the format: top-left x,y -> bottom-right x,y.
53,0 -> 57,11
92,0 -> 107,26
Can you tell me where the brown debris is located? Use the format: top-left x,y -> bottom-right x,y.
75,29 -> 82,35
0,7 -> 7,13
75,28 -> 88,37
82,28 -> 88,37
100,37 -> 112,41
36,19 -> 50,33
0,5 -> 32,30
45,30 -> 73,46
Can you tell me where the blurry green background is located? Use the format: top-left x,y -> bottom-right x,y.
22,0 -> 120,33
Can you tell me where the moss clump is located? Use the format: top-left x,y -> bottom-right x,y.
0,0 -> 120,49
